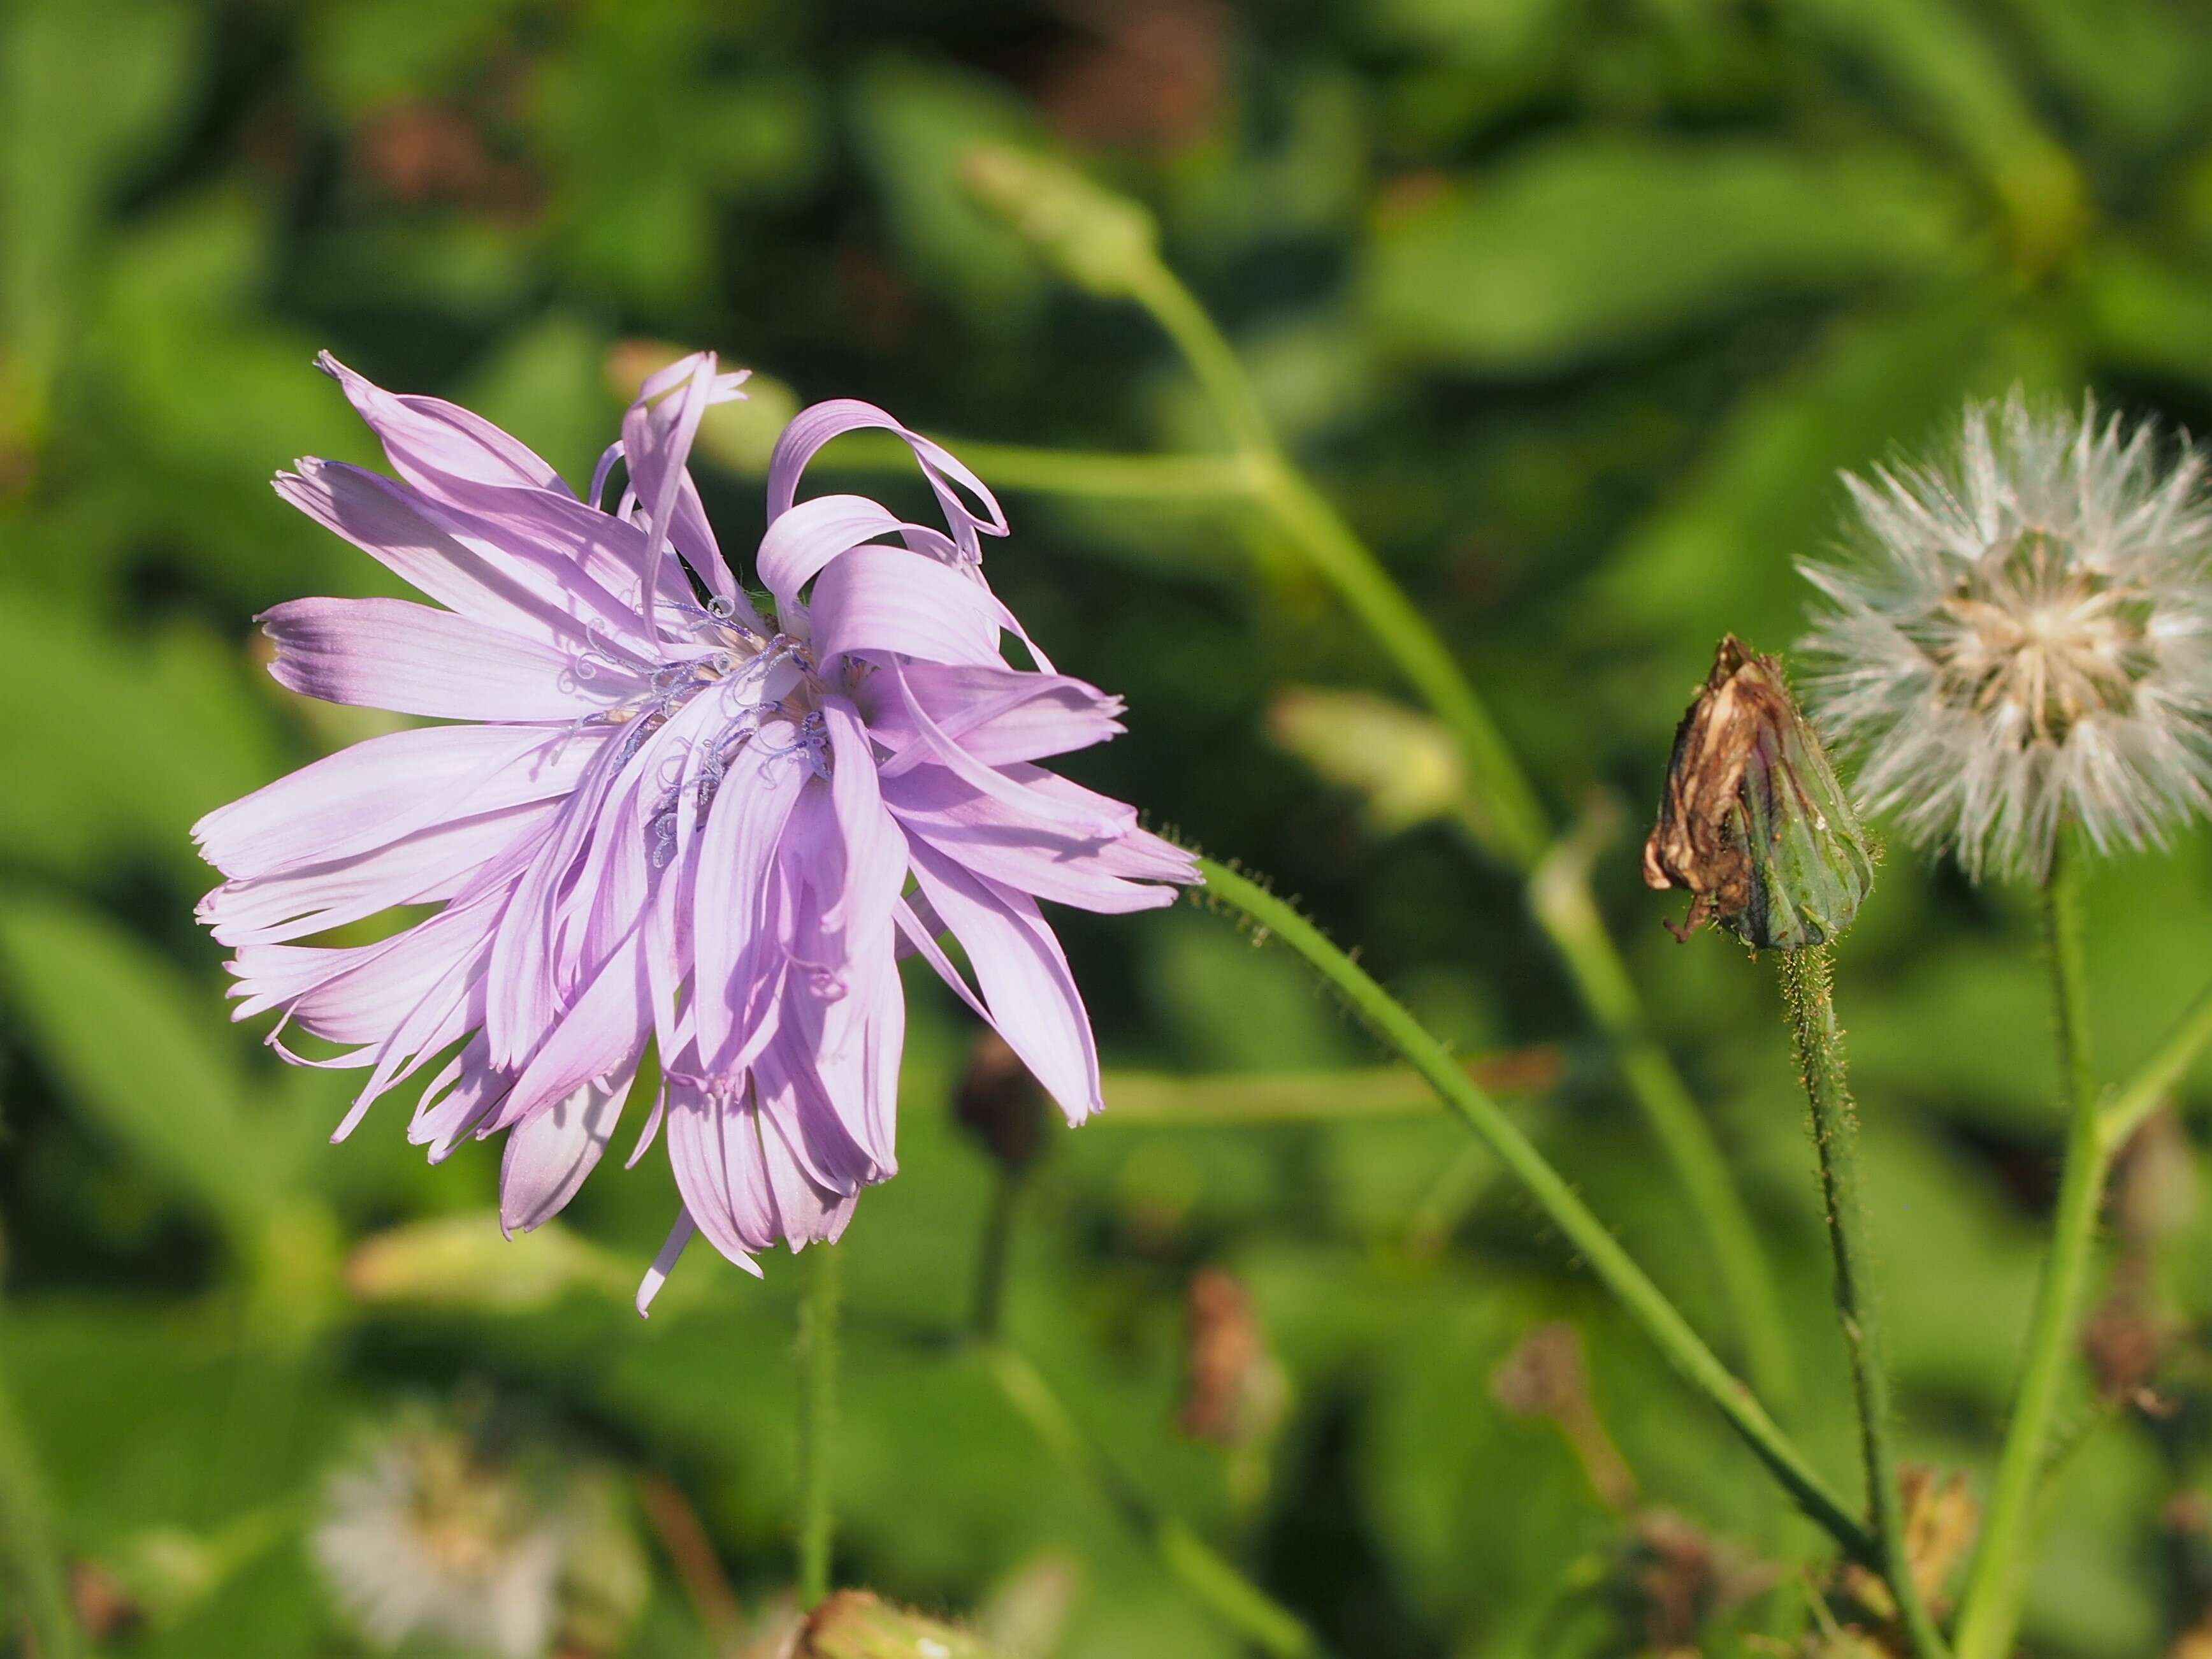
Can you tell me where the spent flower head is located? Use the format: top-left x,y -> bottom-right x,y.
313,1418 -> 570,1659
193,352 -> 1194,1308
1644,637 -> 1873,952
1800,393 -> 2212,880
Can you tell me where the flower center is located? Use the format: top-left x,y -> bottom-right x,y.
1921,530 -> 2157,747
591,602 -> 841,867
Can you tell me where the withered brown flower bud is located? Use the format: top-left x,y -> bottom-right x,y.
1491,1322 -> 1638,1514
953,1031 -> 1050,1171
1179,1268 -> 1287,1448
1836,1465 -> 1979,1629
1644,636 -> 1874,951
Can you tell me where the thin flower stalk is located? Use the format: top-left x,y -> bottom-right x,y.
1953,844 -> 2107,1659
979,1344 -> 1321,1659
1195,857 -> 1870,1561
796,1248 -> 841,1607
835,203 -> 1793,1405
1779,947 -> 1948,1659
2099,970 -> 2212,1150
971,1169 -> 1022,1342
0,1358 -> 77,1659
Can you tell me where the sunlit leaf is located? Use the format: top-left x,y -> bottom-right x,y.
1364,138 -> 1963,370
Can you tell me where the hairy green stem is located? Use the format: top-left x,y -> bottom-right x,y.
1531,837 -> 1796,1404
1780,949 -> 1948,1659
0,1353 -> 76,1659
795,1246 -> 842,1607
982,1344 -> 1321,1657
2099,971 -> 2212,1151
814,252 -> 1795,1407
1197,857 -> 1869,1558
1127,257 -> 1790,1408
1954,846 -> 2106,1659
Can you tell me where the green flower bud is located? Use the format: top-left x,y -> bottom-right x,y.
958,143 -> 1158,298
1643,637 -> 1874,952
800,1590 -> 997,1658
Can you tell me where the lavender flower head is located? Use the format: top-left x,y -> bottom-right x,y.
1800,393 -> 2212,880
194,352 -> 1195,1308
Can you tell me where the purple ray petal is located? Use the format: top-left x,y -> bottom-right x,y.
261,597 -> 633,721
906,841 -> 1103,1124
499,1074 -> 633,1235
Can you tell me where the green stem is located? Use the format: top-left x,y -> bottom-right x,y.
1779,949 -> 1948,1659
971,1170 -> 1022,1342
1953,845 -> 2107,1659
981,1343 -> 1322,1658
1531,833 -> 1797,1405
2098,970 -> 2212,1150
0,1354 -> 76,1659
1252,460 -> 1548,866
1197,857 -> 1869,1559
1122,261 -> 1275,454
1119,258 -> 1790,1408
806,433 -> 1258,503
795,1246 -> 841,1608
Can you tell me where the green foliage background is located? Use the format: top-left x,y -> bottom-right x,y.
6,0 -> 2212,1653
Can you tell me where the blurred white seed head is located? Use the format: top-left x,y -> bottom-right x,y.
314,1421 -> 569,1659
1799,393 -> 2212,880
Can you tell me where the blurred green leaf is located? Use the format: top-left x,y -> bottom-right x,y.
1795,0 -> 2084,262
1594,295 -> 2072,697
850,57 -> 1055,320
0,0 -> 198,395
0,590 -> 284,886
0,890 -> 290,1242
1995,0 -> 2206,143
1364,138 -> 1963,370
2080,240 -> 2212,389
85,193 -> 363,604
1268,685 -> 1465,834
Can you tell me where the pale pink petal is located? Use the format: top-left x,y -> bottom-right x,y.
499,1074 -> 633,1235
906,841 -> 1102,1124
806,546 -> 1002,665
482,924 -> 653,1133
319,352 -> 570,496
196,724 -> 601,881
200,801 -> 553,947
692,739 -> 810,1071
862,662 -> 1125,771
767,398 -> 1006,560
260,597 -> 632,721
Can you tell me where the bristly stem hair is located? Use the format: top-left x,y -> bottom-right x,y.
1194,855 -> 1871,1560
1955,839 -> 2108,1659
1126,256 -> 1795,1408
813,240 -> 1796,1409
1779,946 -> 1949,1659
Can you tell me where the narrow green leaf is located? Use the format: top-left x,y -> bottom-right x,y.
0,890 -> 284,1241
1364,138 -> 1962,370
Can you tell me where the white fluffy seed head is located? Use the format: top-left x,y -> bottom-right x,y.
313,1424 -> 568,1659
1798,392 -> 2212,880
